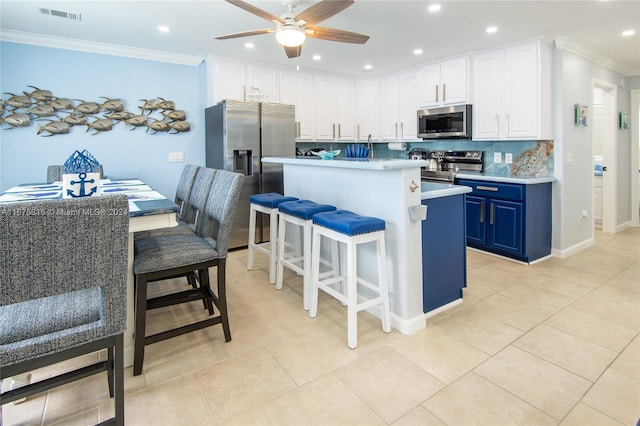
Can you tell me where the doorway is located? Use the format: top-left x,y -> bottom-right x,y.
592,80 -> 617,234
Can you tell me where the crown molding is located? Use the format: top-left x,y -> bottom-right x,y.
554,36 -> 637,77
0,30 -> 204,67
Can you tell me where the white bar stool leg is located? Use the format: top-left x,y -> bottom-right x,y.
246,203 -> 257,271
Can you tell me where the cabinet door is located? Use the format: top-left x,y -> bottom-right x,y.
472,51 -> 503,140
315,76 -> 336,140
380,77 -> 399,140
441,57 -> 468,105
247,66 -> 278,103
504,41 -> 539,139
336,78 -> 355,140
296,72 -> 315,140
418,64 -> 440,107
213,61 -> 246,103
465,195 -> 486,246
398,71 -> 419,140
279,70 -> 297,106
488,198 -> 523,255
355,79 -> 379,140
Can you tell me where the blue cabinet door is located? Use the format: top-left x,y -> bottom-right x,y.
464,195 -> 486,246
488,198 -> 523,256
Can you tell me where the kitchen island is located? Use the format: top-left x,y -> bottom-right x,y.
262,156 -> 470,334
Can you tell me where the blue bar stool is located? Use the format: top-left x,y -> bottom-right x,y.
276,199 -> 336,309
309,210 -> 391,348
247,193 -> 298,284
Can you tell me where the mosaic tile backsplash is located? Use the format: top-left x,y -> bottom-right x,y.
297,139 -> 554,177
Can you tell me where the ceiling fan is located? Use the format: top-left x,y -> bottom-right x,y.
214,0 -> 369,59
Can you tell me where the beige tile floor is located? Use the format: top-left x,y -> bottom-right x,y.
3,228 -> 639,425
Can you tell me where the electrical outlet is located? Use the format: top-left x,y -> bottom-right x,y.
493,152 -> 502,163
169,152 -> 184,163
505,153 -> 513,164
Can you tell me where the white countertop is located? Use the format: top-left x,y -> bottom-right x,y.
263,156 -> 427,170
456,172 -> 556,184
421,182 -> 472,200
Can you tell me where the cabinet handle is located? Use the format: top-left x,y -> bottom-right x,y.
477,185 -> 499,192
400,122 -> 404,139
332,123 -> 336,139
443,83 -> 447,103
357,124 -> 360,140
296,121 -> 300,138
489,202 -> 494,225
435,84 -> 439,103
338,123 -> 341,139
395,122 -> 398,139
505,113 -> 510,135
495,114 -> 500,135
479,200 -> 485,223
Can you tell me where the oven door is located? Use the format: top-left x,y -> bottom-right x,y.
417,104 -> 472,139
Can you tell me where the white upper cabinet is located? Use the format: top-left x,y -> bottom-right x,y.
278,70 -> 297,106
335,78 -> 356,140
381,71 -> 419,141
212,60 -> 246,103
419,56 -> 469,107
246,66 -> 278,102
295,72 -> 315,140
355,79 -> 380,141
314,76 -> 355,141
472,39 -> 551,140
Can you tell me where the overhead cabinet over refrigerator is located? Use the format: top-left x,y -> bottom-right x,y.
205,100 -> 296,249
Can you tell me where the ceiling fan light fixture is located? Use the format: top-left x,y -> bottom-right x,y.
276,25 -> 306,47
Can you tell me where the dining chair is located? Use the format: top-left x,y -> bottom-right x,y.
132,169 -> 244,376
134,166 -> 214,241
0,195 -> 129,425
47,164 -> 104,182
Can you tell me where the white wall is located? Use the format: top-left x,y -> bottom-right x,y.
552,48 -> 635,255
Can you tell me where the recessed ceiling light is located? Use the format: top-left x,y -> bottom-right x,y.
244,42 -> 254,49
364,64 -> 373,70
428,4 -> 441,13
312,55 -> 321,61
158,25 -> 171,33
486,26 -> 498,34
413,48 -> 423,55
622,29 -> 636,36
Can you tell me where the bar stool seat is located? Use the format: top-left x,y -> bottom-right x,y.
276,199 -> 336,309
247,193 -> 299,284
309,210 -> 391,348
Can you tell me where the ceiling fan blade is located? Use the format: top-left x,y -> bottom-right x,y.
284,45 -> 302,59
306,26 -> 369,44
214,28 -> 273,40
295,0 -> 354,25
225,0 -> 284,24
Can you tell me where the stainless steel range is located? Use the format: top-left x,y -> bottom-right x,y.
418,150 -> 484,183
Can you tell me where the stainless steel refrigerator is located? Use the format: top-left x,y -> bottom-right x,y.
205,99 -> 296,249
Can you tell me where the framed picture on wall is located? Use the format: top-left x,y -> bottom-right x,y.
574,104 -> 588,127
619,112 -> 629,130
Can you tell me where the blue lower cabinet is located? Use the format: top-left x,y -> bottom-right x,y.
458,179 -> 551,263
421,194 -> 467,313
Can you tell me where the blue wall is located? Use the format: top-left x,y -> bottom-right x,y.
0,42 -> 206,197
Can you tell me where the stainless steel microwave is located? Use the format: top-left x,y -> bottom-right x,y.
417,104 -> 472,139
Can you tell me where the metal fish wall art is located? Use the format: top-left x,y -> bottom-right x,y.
0,88 -> 190,136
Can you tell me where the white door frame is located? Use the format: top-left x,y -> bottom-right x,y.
592,79 -> 617,233
631,89 -> 639,227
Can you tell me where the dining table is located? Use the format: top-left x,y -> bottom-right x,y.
0,178 -> 179,373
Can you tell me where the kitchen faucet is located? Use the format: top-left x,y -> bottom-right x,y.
367,134 -> 373,158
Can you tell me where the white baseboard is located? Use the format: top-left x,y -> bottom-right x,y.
551,237 -> 594,258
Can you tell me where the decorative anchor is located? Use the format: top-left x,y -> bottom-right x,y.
67,172 -> 98,197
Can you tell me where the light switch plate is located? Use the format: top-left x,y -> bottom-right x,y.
494,152 -> 502,163
169,152 -> 184,163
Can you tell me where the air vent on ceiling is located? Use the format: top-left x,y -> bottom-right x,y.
38,7 -> 82,21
